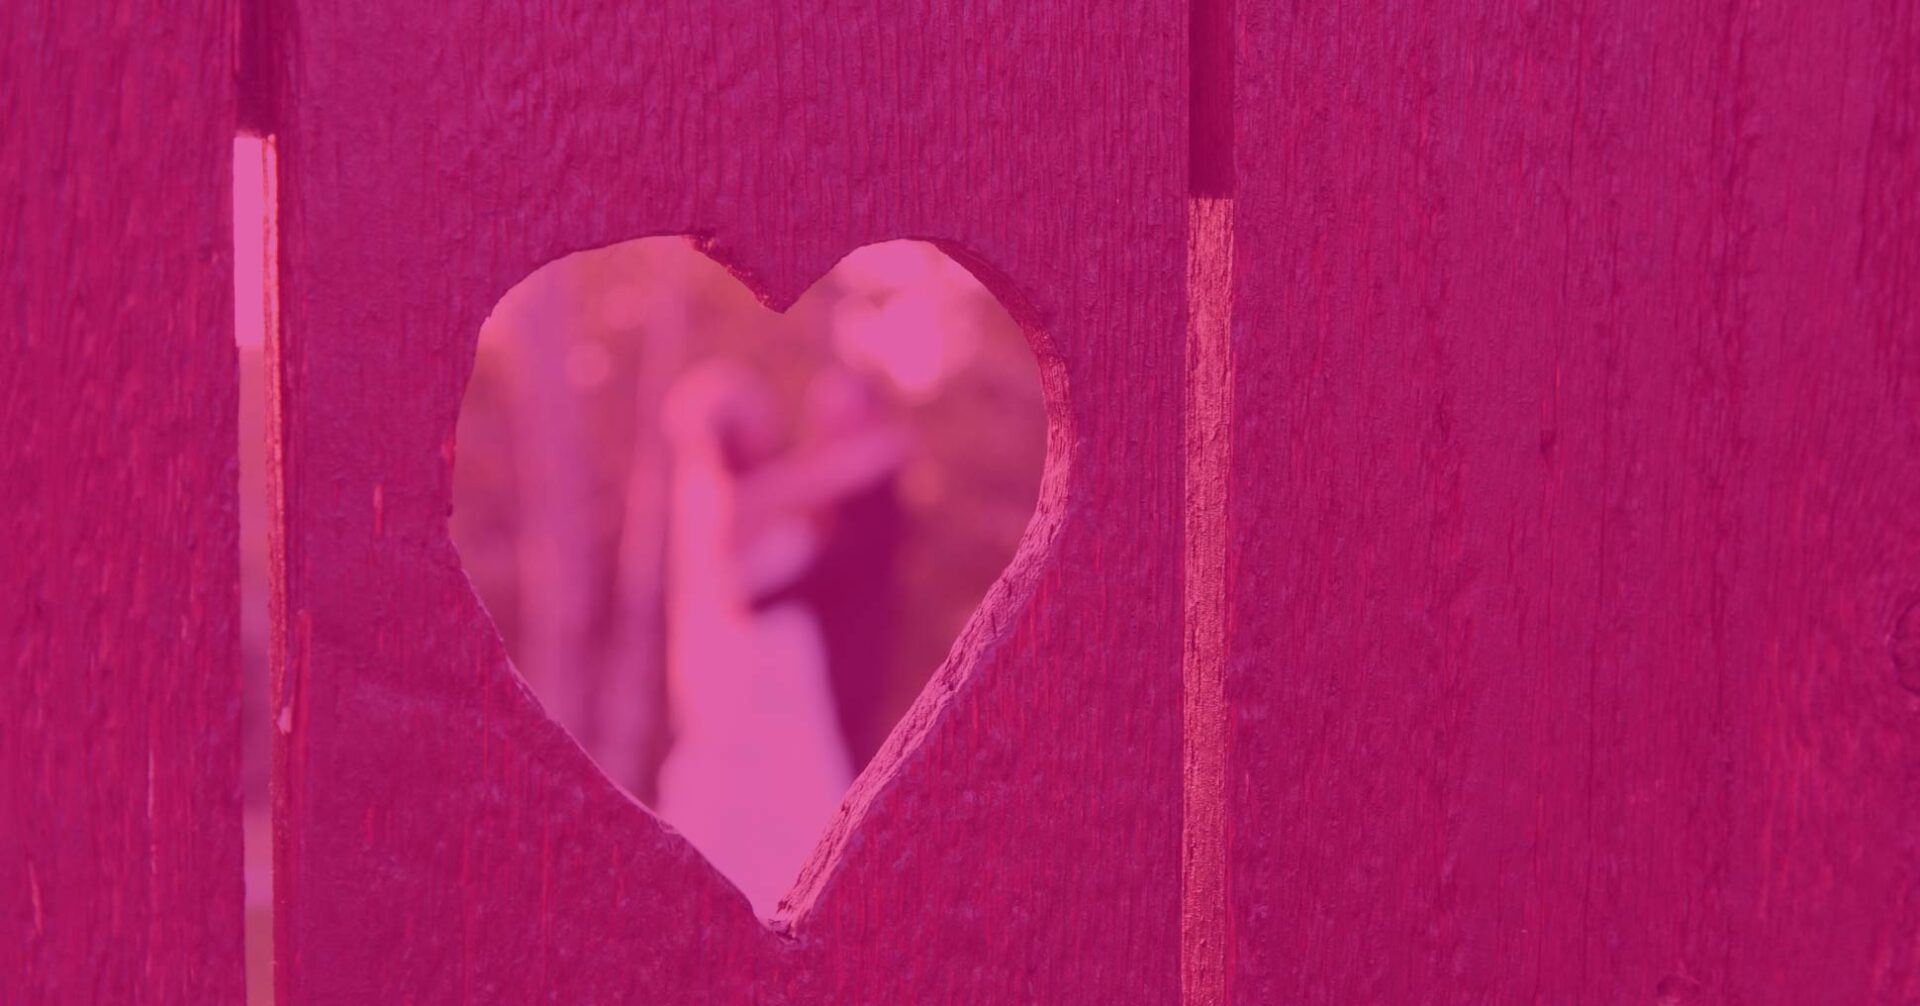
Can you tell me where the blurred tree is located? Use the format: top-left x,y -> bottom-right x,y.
499,265 -> 599,744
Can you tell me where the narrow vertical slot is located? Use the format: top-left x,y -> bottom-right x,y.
1184,1 -> 1236,1001
232,131 -> 277,1006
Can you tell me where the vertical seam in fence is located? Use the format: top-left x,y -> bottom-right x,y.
235,1 -> 294,995
235,0 -> 281,135
1188,0 -> 1236,199
1182,195 -> 1233,1006
256,129 -> 300,1006
1184,1 -> 1236,1001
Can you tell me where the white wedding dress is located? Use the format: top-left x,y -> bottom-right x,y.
652,423 -> 853,918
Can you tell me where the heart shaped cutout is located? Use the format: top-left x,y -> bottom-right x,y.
452,236 -> 1043,915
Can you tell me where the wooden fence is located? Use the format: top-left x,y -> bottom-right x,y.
5,0 -> 1917,1002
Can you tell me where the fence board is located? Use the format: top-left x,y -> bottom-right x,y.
269,2 -> 1186,1002
1,3 -> 244,1003
1225,0 -> 1920,1001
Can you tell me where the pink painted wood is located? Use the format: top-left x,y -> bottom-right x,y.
14,0 -> 1908,999
1,3 -> 246,1002
1218,0 -> 1920,1001
266,2 -> 1186,1002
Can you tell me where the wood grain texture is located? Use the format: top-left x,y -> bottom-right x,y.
1,2 -> 245,1003
1225,0 -> 1920,1001
267,3 -> 1185,1002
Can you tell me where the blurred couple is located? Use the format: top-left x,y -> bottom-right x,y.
652,360 -> 906,916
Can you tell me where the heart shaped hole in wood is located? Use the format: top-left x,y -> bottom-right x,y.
452,237 -> 1043,915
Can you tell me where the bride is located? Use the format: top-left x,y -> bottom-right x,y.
651,361 -> 903,917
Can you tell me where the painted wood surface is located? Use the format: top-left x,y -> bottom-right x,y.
1,3 -> 245,1003
9,0 -> 1909,1000
266,2 -> 1185,1002
1222,0 -> 1920,1001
